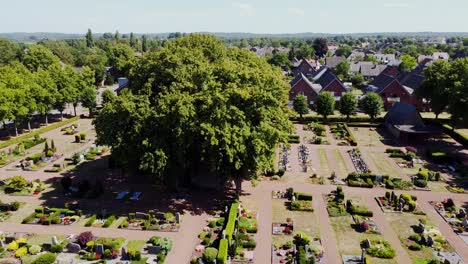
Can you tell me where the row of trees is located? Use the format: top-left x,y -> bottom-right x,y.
293,92 -> 383,121
419,58 -> 468,126
0,46 -> 96,136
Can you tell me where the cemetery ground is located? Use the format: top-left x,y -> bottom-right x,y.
0,119 -> 466,263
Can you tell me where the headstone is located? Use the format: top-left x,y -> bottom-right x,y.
44,207 -> 51,214
427,236 -> 434,247
5,236 -> 15,244
147,245 -> 162,255
121,247 -> 127,260
67,242 -> 81,253
155,212 -> 165,219
461,219 -> 468,228
361,248 -> 366,262
458,209 -> 466,218
418,223 -> 425,233
175,212 -> 181,224
51,236 -> 59,245
222,230 -> 226,239
363,238 -> 371,248
399,202 -> 403,212
0,180 -> 6,186
42,243 -> 52,251
136,212 -> 147,219
0,204 -> 10,212
95,244 -> 104,255
0,239 -> 4,248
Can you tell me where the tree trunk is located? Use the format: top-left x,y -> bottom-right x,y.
45,114 -> 48,125
15,125 -> 18,137
88,108 -> 93,118
435,113 -> 439,120
28,121 -> 31,133
73,105 -> 77,117
234,177 -> 242,196
60,111 -> 63,121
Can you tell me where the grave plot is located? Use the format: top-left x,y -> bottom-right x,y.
348,149 -> 370,174
272,232 -> 325,264
278,144 -> 291,173
84,213 -> 118,228
326,188 -> 395,263
22,206 -> 83,226
375,192 -> 425,214
329,123 -> 357,146
0,176 -> 46,196
192,202 -> 258,264
0,201 -> 21,222
298,144 -> 312,173
18,140 -> 61,171
346,172 -> 414,190
430,199 -> 468,246
386,214 -> 463,264
0,135 -> 46,168
118,211 -> 181,232
303,122 -> 329,145
191,210 -> 226,262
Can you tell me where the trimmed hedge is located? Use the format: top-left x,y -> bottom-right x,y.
349,206 -> 373,217
291,115 -> 384,123
85,214 -> 97,227
0,116 -> 80,150
225,202 -> 238,243
217,239 -> 228,264
343,123 -> 358,146
294,192 -> 313,201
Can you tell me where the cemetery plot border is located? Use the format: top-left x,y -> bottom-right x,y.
118,211 -> 181,232
430,200 -> 468,245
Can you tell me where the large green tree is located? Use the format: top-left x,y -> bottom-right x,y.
94,34 -> 291,192
447,58 -> 468,128
339,92 -> 358,120
336,60 -> 350,80
23,45 -> 60,71
315,92 -> 335,121
418,60 -> 451,119
0,38 -> 21,66
361,92 -> 383,121
313,38 -> 328,58
399,55 -> 417,71
293,94 -> 309,120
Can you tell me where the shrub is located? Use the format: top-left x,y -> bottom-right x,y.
242,240 -> 257,248
85,214 -> 97,227
414,179 -> 427,188
291,200 -> 313,211
103,215 -> 116,228
277,169 -> 285,176
271,175 -> 280,181
294,192 -> 313,201
217,239 -> 228,264
50,244 -> 63,253
29,244 -> 42,255
225,203 -> 238,243
80,133 -> 86,140
75,135 -> 81,143
417,170 -> 429,180
22,213 -> 36,224
349,206 -> 373,217
202,237 -> 211,246
10,201 -> 21,211
208,220 -> 217,228
408,201 -> 417,212
15,246 -> 28,257
77,231 -> 94,246
408,234 -> 421,242
409,242 -> 422,251
33,252 -> 56,264
366,240 -> 396,258
7,241 -> 19,251
203,247 -> 218,263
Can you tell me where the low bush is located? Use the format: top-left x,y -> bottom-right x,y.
366,240 -> 396,258
291,200 -> 313,211
85,214 -> 97,227
7,241 -> 19,251
33,252 -> 56,264
15,246 -> 28,257
103,215 -> 116,228
408,242 -> 422,251
203,247 -> 218,263
414,179 -> 427,188
348,180 -> 373,188
225,203 -> 238,243
349,206 -> 373,217
75,135 -> 81,143
50,244 -> 63,253
80,133 -> 86,140
29,244 -> 42,255
294,192 -> 313,201
408,234 -> 421,242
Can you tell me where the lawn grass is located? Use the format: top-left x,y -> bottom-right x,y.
318,148 -> 331,177
271,199 -> 319,246
367,151 -> 402,178
352,127 -> 386,147
27,234 -> 64,245
334,149 -> 351,178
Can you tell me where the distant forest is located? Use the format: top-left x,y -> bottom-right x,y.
2,32 -> 468,43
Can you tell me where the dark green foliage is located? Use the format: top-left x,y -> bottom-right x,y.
33,252 -> 56,264
348,206 -> 373,217
103,215 -> 116,228
217,239 -> 228,264
49,244 -> 63,253
203,247 -> 218,263
85,214 -> 96,227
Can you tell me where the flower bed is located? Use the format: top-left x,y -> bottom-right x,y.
324,186 -> 349,217
22,206 -> 82,225
272,232 -> 325,264
118,211 -> 180,232
330,123 -> 357,146
0,201 -> 21,222
191,211 -> 225,263
351,215 -> 380,234
431,199 -> 468,241
348,149 -> 369,173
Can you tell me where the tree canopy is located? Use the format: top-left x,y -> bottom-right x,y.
315,92 -> 335,120
361,92 -> 383,120
339,93 -> 358,119
293,94 -> 309,119
94,34 -> 292,191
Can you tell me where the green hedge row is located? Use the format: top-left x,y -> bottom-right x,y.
349,206 -> 373,217
0,116 -> 80,150
217,239 -> 228,264
294,192 -> 313,201
291,115 -> 384,123
225,202 -> 238,243
343,123 -> 358,146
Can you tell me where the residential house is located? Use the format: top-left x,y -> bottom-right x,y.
289,68 -> 350,107
417,52 -> 450,63
325,56 -> 345,70
292,59 -> 322,77
366,72 -> 423,110
350,61 -> 387,79
374,54 -> 396,64
348,51 -> 366,62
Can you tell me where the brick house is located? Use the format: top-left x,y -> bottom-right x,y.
289,68 -> 350,107
292,59 -> 322,77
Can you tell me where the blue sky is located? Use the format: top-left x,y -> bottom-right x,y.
2,0 -> 467,33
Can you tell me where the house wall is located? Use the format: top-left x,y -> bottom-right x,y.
379,82 -> 423,110
293,62 -> 315,77
322,80 -> 347,98
290,80 -> 318,105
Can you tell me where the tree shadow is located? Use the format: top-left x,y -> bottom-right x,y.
36,156 -> 236,218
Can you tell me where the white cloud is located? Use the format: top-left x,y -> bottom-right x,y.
288,8 -> 305,17
232,2 -> 255,17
